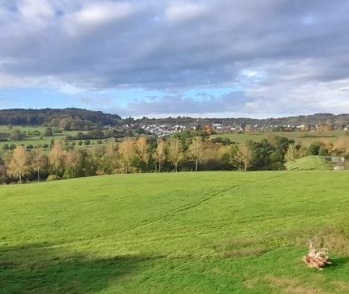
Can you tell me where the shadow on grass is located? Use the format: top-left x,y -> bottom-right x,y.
330,256 -> 349,268
0,242 -> 159,294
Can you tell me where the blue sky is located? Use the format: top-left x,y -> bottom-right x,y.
1,0 -> 349,118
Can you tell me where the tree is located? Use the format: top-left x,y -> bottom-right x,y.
43,127 -> 53,137
94,143 -> 118,174
48,141 -> 65,176
285,143 -> 298,161
0,158 -> 7,184
222,143 -> 239,170
135,136 -> 150,172
328,137 -> 349,155
248,139 -> 273,170
118,138 -> 136,173
236,144 -> 253,171
188,136 -> 204,171
63,149 -> 81,178
7,146 -> 31,183
31,148 -> 48,181
154,139 -> 166,172
10,129 -> 24,140
167,137 -> 183,172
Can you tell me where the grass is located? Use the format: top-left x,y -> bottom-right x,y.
0,125 -> 104,154
1,171 -> 349,293
0,125 -> 68,151
284,155 -> 332,171
213,131 -> 344,146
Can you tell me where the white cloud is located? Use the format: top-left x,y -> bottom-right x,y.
18,0 -> 55,25
1,0 -> 349,117
65,1 -> 138,35
52,82 -> 86,95
0,73 -> 43,88
164,2 -> 207,24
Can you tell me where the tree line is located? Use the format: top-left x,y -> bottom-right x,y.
0,108 -> 121,129
1,132 -> 348,184
3,108 -> 349,133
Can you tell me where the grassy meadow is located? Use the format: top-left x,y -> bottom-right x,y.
1,171 -> 349,293
0,126 -> 68,151
212,131 -> 343,146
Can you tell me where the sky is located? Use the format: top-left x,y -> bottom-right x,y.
1,0 -> 349,118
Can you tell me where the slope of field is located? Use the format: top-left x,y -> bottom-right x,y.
212,131 -> 342,146
284,155 -> 332,171
1,172 -> 349,293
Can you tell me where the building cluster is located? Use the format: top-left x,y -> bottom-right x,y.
140,124 -> 189,136
135,122 -> 347,136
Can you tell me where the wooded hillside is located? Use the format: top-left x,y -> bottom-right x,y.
0,108 -> 121,129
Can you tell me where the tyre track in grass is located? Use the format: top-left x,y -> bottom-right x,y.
130,185 -> 241,231
131,173 -> 284,231
4,174 -> 283,251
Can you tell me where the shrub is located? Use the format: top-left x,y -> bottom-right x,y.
47,175 -> 61,181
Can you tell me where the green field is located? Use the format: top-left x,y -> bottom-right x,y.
0,126 -> 105,153
284,155 -> 333,171
1,171 -> 349,293
0,126 -> 68,150
212,131 -> 343,146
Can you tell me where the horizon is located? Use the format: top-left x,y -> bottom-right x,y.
1,1 -> 349,117
0,107 -> 345,121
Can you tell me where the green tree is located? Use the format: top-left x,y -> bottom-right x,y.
2,144 -> 9,151
249,140 -> 273,170
43,127 -> 53,137
93,143 -> 117,174
10,129 -> 24,140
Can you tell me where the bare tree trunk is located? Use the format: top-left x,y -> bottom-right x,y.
195,160 -> 198,172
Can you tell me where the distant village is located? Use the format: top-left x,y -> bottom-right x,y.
2,109 -> 349,137
118,112 -> 349,136
131,121 -> 348,137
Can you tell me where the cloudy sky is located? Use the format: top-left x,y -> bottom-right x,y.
1,0 -> 349,118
